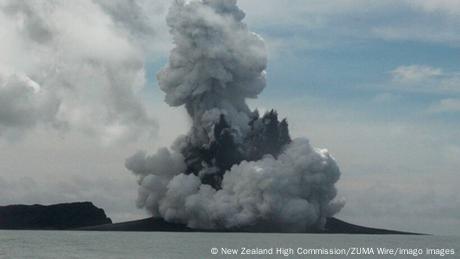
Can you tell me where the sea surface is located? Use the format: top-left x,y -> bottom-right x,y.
0,230 -> 458,259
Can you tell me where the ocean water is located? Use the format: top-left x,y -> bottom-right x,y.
0,231 -> 458,259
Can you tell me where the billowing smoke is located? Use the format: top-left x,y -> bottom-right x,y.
0,0 -> 161,142
127,0 -> 344,232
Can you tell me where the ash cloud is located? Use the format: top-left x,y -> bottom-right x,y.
127,0 -> 344,232
0,0 -> 158,142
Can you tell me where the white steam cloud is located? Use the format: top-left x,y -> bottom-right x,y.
127,0 -> 344,232
0,0 -> 159,142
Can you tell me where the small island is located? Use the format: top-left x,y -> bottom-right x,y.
0,202 -> 112,230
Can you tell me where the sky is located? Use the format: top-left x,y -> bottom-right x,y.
0,0 -> 459,235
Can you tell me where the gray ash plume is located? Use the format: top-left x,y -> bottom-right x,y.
126,0 -> 344,232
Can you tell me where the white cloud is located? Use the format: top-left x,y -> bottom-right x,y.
238,0 -> 460,58
370,1 -> 460,46
428,98 -> 460,113
0,0 -> 168,142
371,0 -> 460,46
391,65 -> 443,83
385,65 -> 460,94
405,0 -> 460,16
239,0 -> 388,27
95,0 -> 171,56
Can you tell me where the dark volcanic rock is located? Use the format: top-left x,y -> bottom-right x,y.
81,217 -> 421,235
79,217 -> 192,232
0,202 -> 112,230
323,218 -> 419,235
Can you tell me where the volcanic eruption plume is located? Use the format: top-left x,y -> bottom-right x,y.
126,0 -> 344,232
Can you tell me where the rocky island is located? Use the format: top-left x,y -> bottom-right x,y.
0,202 -> 112,230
